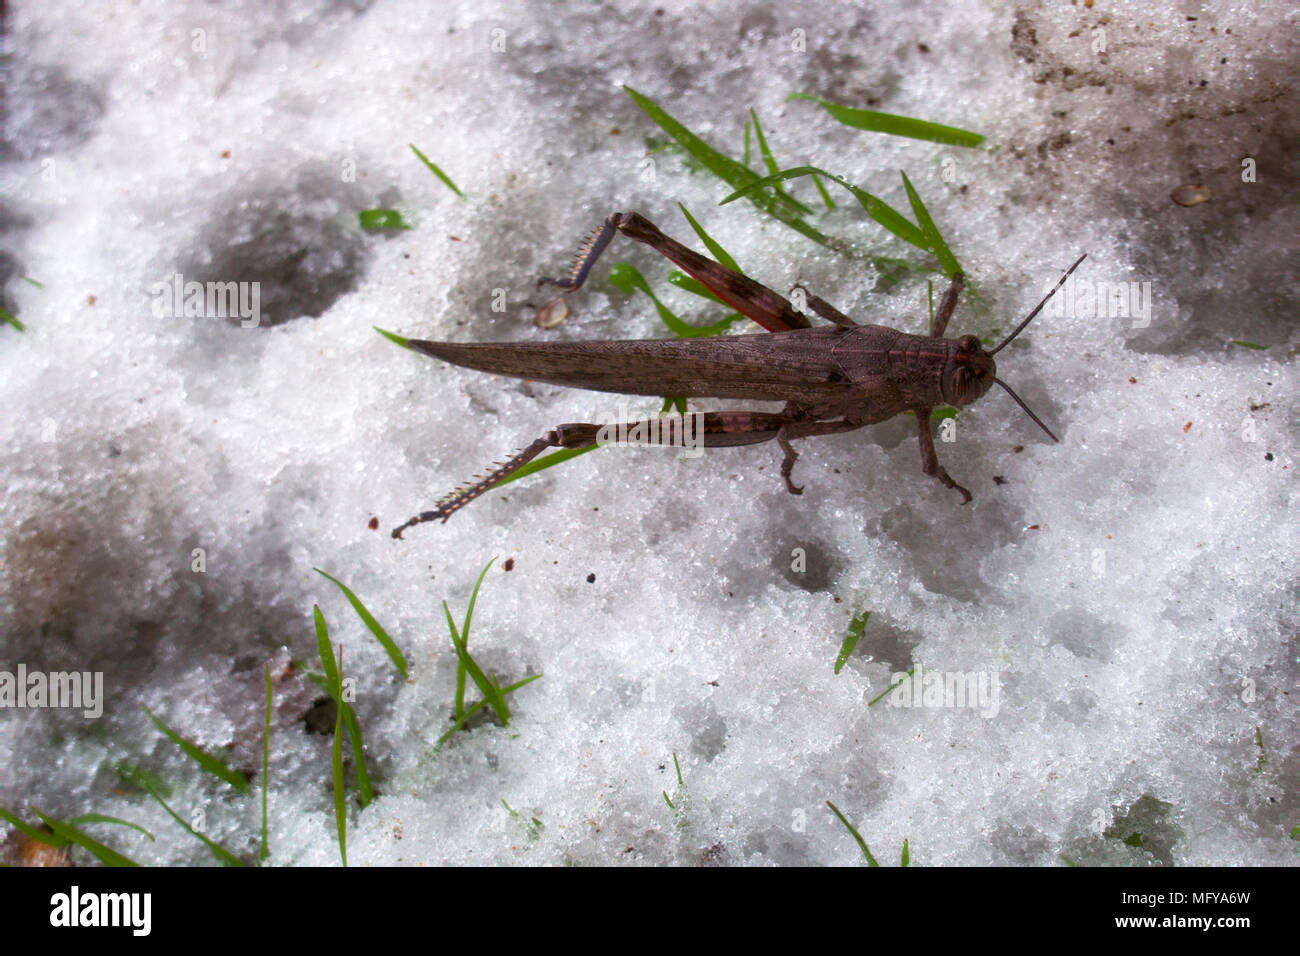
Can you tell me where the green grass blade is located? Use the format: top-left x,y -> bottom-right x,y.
303,672 -> 373,806
811,172 -> 836,210
660,396 -> 687,416
261,662 -> 271,862
625,85 -> 810,217
374,327 -> 411,349
494,444 -> 601,490
142,705 -> 250,793
624,86 -> 836,252
358,209 -> 412,230
114,762 -> 173,798
834,611 -> 869,674
21,276 -> 44,288
609,263 -> 743,338
868,667 -> 915,707
444,601 -> 510,724
340,700 -> 375,807
444,599 -> 468,720
900,170 -> 961,277
66,814 -> 156,841
314,568 -> 408,679
35,810 -> 139,867
0,806 -> 64,846
749,109 -> 781,177
410,144 -> 464,196
314,606 -> 339,691
1230,340 -> 1266,350
719,166 -> 929,250
901,838 -> 910,867
435,673 -> 542,747
789,93 -> 984,147
330,646 -> 347,867
461,557 -> 497,652
826,801 -> 879,866
677,203 -> 741,272
137,786 -> 243,866
0,306 -> 25,331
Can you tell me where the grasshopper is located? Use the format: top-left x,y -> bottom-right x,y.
392,211 -> 1083,538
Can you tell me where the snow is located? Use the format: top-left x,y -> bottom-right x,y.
0,0 -> 1293,866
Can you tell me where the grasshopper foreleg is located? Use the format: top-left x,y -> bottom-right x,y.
915,411 -> 972,504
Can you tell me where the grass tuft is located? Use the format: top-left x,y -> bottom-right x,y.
437,558 -> 543,748
312,606 -> 375,807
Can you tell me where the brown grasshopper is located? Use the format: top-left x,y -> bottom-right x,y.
392,211 -> 1084,538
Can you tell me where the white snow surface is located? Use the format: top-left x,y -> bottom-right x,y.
0,0 -> 1294,866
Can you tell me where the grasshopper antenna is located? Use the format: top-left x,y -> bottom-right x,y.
990,253 -> 1087,356
992,377 -> 1059,442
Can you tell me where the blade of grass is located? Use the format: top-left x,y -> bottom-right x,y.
450,558 -> 498,718
21,276 -> 44,288
608,262 -> 745,337
314,568 -> 408,679
0,806 -> 64,846
309,613 -> 375,808
624,86 -> 837,252
260,662 -> 271,862
114,762 -> 173,798
358,209 -> 412,230
901,839 -> 910,867
789,93 -> 984,147
494,444 -> 601,490
35,810 -> 139,867
137,785 -> 243,866
66,814 -> 156,841
625,86 -> 810,217
677,203 -> 741,272
868,667 -> 916,707
1,306 -> 25,331
374,326 -> 411,349
826,800 -> 879,866
410,144 -> 464,197
435,673 -> 542,747
834,611 -> 870,674
660,396 -> 687,416
444,601 -> 510,725
720,166 -> 927,249
142,705 -> 250,793
900,170 -> 960,277
330,643 -> 347,867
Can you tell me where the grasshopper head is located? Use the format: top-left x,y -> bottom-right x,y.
944,334 -> 996,407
